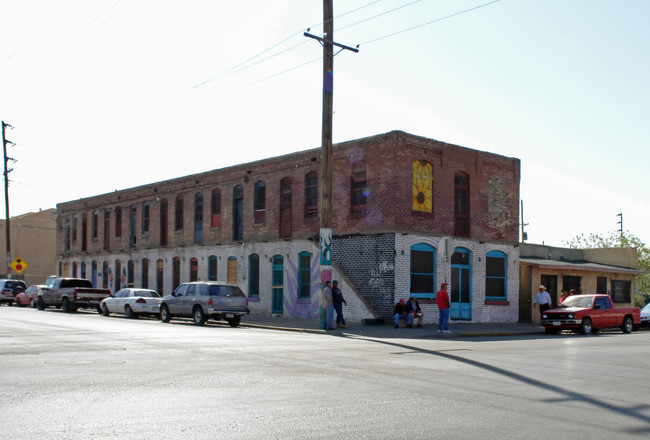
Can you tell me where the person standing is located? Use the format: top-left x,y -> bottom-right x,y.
437,282 -> 451,334
406,296 -> 423,327
331,280 -> 348,328
534,285 -> 552,319
322,280 -> 335,330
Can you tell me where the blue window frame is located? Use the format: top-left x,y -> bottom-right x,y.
207,255 -> 217,281
410,243 -> 436,299
486,250 -> 507,300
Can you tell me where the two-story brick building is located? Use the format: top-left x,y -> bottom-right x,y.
56,131 -> 521,323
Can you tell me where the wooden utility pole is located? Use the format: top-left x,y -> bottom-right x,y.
305,1 -> 358,329
2,121 -> 15,278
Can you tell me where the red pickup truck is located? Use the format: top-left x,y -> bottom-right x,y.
37,277 -> 112,313
541,294 -> 640,335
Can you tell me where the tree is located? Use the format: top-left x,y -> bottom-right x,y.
564,231 -> 649,307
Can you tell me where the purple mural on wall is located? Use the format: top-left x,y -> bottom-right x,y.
283,255 -> 321,319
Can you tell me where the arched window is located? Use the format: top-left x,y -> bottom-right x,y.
173,257 -> 181,290
455,172 -> 470,237
248,254 -> 260,298
194,192 -> 203,243
410,243 -> 436,299
175,195 -> 184,231
211,189 -> 221,227
412,160 -> 433,213
156,259 -> 164,295
486,250 -> 507,300
190,257 -> 198,282
279,177 -> 292,238
127,260 -> 135,287
254,181 -> 266,224
298,251 -> 311,299
305,172 -> 318,217
160,198 -> 168,246
233,186 -> 243,241
142,258 -> 149,289
208,255 -> 217,281
227,256 -> 238,284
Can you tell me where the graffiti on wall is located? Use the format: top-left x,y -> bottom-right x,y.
284,255 -> 321,319
368,261 -> 394,297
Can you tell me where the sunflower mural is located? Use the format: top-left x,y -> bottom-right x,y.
412,160 -> 433,212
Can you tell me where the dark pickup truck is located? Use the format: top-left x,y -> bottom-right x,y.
37,277 -> 112,313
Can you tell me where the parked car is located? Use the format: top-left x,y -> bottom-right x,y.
37,277 -> 112,313
15,284 -> 47,307
541,294 -> 641,335
100,288 -> 161,318
0,279 -> 27,305
640,303 -> 650,328
159,282 -> 249,327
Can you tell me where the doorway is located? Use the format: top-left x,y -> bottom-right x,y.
450,248 -> 471,320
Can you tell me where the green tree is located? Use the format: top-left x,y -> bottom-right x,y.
564,231 -> 649,307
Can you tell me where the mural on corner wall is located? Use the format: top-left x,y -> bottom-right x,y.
283,255 -> 321,319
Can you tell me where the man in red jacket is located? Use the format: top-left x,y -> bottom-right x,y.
437,282 -> 451,334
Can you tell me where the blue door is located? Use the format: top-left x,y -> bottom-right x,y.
272,255 -> 284,315
451,248 -> 472,320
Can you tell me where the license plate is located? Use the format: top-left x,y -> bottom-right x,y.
553,321 -> 561,326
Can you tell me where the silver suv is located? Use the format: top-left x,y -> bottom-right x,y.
160,282 -> 249,327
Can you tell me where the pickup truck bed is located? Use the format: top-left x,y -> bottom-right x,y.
38,278 -> 112,313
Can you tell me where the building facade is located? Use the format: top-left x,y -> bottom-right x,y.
56,131 -> 521,323
520,243 -> 641,323
0,209 -> 56,286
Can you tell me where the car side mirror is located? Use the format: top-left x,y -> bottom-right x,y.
171,292 -> 176,297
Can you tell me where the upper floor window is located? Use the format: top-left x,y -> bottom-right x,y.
142,202 -> 150,233
175,195 -> 184,231
115,206 -> 122,238
194,192 -> 203,244
454,172 -> 470,237
254,181 -> 266,224
305,172 -> 318,217
92,212 -> 98,240
412,160 -> 433,213
211,189 -> 221,227
485,250 -> 506,300
351,164 -> 367,211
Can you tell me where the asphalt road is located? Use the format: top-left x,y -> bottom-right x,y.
2,306 -> 649,440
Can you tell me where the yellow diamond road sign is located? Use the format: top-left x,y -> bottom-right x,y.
11,258 -> 28,274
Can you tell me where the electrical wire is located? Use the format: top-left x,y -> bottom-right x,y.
358,0 -> 502,47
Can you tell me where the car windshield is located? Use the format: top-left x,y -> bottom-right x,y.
208,285 -> 246,297
560,296 -> 593,309
641,303 -> 650,313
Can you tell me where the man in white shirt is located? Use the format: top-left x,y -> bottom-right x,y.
534,285 -> 552,319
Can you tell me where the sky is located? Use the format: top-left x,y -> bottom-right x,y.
0,0 -> 648,248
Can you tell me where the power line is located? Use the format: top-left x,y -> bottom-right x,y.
359,0 -> 502,46
192,0 -> 384,89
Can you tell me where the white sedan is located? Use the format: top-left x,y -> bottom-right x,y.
100,288 -> 161,319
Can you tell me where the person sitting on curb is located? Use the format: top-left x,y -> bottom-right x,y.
331,280 -> 348,329
394,298 -> 411,328
406,296 -> 423,327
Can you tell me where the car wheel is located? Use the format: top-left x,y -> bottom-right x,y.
227,316 -> 241,328
62,298 -> 72,313
102,303 -> 110,317
621,316 -> 633,334
579,318 -> 593,335
544,327 -> 560,335
193,307 -> 207,326
13,299 -> 22,307
160,305 -> 171,323
37,297 -> 46,310
125,305 -> 137,319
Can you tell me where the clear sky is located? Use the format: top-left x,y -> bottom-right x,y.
1,0 -> 648,247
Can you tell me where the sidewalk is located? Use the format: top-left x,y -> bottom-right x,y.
241,314 -> 544,338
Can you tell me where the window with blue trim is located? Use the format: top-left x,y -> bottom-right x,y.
207,255 -> 217,281
410,243 -> 436,299
486,250 -> 507,300
298,251 -> 311,299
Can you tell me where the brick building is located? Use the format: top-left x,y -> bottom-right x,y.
56,131 -> 521,323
